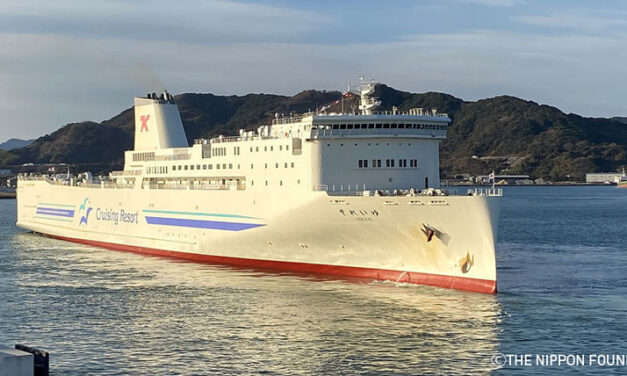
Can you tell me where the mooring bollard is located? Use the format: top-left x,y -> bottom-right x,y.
0,345 -> 32,376
15,345 -> 49,376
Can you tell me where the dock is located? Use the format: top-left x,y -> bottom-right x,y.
0,191 -> 15,199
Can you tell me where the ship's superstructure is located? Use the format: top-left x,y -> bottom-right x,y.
16,81 -> 502,293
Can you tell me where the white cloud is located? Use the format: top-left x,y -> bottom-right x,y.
2,28 -> 627,140
454,0 -> 521,7
0,0 -> 334,43
1,2 -> 627,140
516,14 -> 627,32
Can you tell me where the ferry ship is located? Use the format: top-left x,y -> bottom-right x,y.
618,169 -> 627,188
16,81 -> 502,294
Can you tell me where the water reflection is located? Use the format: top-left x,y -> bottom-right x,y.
2,232 -> 502,375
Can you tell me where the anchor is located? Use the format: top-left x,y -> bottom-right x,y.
421,223 -> 436,242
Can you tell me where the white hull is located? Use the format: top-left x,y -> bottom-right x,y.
17,180 -> 499,293
16,86 -> 501,293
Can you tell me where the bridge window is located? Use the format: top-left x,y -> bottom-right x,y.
203,164 -> 207,170
347,124 -> 353,129
332,124 -> 339,129
190,165 -> 194,170
358,160 -> 363,168
209,164 -> 213,169
223,164 -> 227,169
172,166 -> 176,171
399,124 -> 405,129
184,165 -> 188,170
375,124 -> 382,129
391,124 -> 397,129
216,164 -> 220,169
391,159 -> 395,167
383,124 -> 390,129
368,124 -> 374,129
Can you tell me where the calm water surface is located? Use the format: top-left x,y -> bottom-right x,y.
1,186 -> 626,375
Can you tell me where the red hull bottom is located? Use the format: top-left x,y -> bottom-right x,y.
43,233 -> 497,294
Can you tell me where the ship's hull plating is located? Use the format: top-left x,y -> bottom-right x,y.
17,181 -> 500,293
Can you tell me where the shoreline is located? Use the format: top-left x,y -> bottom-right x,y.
442,183 -> 617,187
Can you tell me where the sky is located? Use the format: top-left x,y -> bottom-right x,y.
1,0 -> 627,140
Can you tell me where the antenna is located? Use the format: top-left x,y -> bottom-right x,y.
357,76 -> 380,115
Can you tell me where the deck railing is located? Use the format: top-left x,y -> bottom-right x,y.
312,185 -> 503,197
309,127 -> 446,139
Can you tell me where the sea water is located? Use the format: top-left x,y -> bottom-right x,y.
0,186 -> 625,375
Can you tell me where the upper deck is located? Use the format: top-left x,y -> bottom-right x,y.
18,82 -> 484,196
200,107 -> 450,147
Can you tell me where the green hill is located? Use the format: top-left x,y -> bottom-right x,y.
4,85 -> 626,180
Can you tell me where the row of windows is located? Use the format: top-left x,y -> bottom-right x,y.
249,145 -> 290,153
233,146 -> 241,156
357,159 -> 418,168
212,147 -> 227,157
321,123 -> 446,130
172,163 -> 236,171
147,166 -> 168,174
327,142 -> 412,147
133,152 -> 155,162
169,162 -> 296,171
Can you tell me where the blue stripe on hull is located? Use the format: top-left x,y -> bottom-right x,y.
145,216 -> 264,231
36,208 -> 75,217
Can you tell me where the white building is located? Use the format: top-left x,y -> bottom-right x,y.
586,173 -> 622,183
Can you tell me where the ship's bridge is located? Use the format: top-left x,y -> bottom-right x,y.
270,108 -> 450,140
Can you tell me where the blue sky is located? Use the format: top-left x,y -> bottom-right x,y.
1,0 -> 627,140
